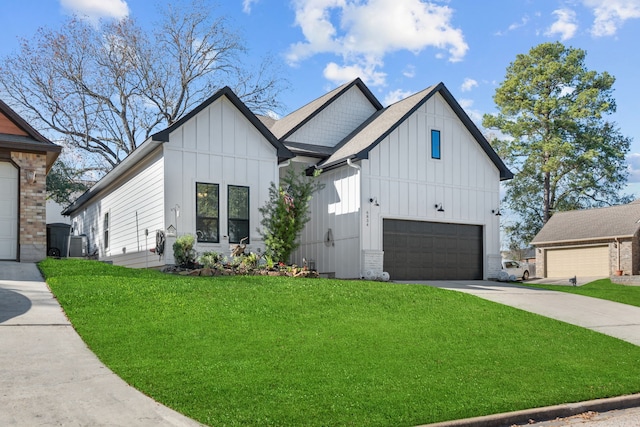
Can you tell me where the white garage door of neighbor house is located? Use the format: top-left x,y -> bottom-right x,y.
546,246 -> 609,277
0,161 -> 18,260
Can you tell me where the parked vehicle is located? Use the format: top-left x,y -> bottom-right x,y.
501,259 -> 530,281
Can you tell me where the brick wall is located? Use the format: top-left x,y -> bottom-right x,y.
12,151 -> 47,262
609,238 -> 633,275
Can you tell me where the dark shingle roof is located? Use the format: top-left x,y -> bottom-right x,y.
531,203 -> 640,245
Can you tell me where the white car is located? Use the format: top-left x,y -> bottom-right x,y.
501,260 -> 530,281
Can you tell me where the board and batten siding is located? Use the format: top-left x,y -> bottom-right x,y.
361,92 -> 502,279
289,164 -> 361,278
163,95 -> 280,263
70,148 -> 165,268
287,86 -> 379,148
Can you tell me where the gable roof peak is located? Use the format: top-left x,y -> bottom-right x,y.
316,81 -> 513,181
268,77 -> 384,140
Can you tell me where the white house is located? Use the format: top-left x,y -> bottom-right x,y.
265,79 -> 513,280
64,79 -> 512,279
63,87 -> 293,267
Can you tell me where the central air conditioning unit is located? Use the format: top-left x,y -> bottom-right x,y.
68,235 -> 88,258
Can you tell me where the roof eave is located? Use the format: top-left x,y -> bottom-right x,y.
62,137 -> 162,215
532,234 -> 635,246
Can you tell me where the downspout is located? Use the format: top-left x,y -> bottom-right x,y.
347,158 -> 364,278
277,159 -> 291,180
616,237 -> 621,273
278,160 -> 290,170
346,158 -> 360,171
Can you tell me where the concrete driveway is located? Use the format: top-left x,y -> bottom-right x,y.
403,279 -> 640,347
0,262 -> 203,426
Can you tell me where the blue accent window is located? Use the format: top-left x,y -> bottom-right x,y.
431,129 -> 441,159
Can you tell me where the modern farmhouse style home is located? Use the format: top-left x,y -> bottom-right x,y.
64,79 -> 512,280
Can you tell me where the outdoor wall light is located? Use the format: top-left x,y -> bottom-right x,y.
25,169 -> 37,184
369,197 -> 379,206
435,203 -> 444,212
492,209 -> 502,216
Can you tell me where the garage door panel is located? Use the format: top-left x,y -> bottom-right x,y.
546,246 -> 609,277
383,219 -> 483,280
0,162 -> 18,260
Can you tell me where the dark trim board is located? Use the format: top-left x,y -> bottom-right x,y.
383,219 -> 483,280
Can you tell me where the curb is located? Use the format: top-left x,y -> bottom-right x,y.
418,393 -> 640,427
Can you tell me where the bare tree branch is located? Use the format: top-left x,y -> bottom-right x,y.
0,0 -> 288,177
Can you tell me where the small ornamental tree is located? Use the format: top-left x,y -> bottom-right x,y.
258,168 -> 323,264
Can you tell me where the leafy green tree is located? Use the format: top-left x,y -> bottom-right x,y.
483,42 -> 631,243
46,159 -> 91,205
258,168 -> 324,264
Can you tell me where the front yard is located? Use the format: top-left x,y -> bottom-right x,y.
40,259 -> 640,426
525,278 -> 640,307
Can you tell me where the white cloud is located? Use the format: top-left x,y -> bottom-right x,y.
460,78 -> 478,92
383,89 -> 414,106
583,0 -> 640,36
323,61 -> 387,87
60,0 -> 129,21
243,0 -> 259,14
458,98 -> 482,124
508,15 -> 530,31
627,153 -> 640,182
287,0 -> 468,87
403,64 -> 416,78
545,8 -> 578,40
495,15 -> 529,36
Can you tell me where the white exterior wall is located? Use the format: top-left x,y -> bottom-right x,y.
163,96 -> 279,263
69,148 -> 165,268
361,93 -> 502,279
290,164 -> 361,278
288,86 -> 378,147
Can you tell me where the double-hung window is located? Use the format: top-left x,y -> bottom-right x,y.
431,129 -> 441,159
196,182 -> 219,243
228,185 -> 249,244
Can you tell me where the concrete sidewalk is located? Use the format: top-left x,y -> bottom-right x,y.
406,280 -> 640,347
0,261 -> 203,426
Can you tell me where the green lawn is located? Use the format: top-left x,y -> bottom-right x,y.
40,259 -> 640,427
526,279 -> 640,308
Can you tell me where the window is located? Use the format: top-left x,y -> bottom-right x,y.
228,185 -> 249,244
431,129 -> 441,159
103,212 -> 109,249
196,183 -> 219,243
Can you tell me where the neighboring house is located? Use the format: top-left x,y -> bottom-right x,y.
0,99 -> 61,261
64,79 -> 513,280
531,201 -> 640,277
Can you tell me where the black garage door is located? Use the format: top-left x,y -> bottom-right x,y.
383,219 -> 483,280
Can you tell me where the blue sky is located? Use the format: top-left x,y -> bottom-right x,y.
2,0 -> 640,195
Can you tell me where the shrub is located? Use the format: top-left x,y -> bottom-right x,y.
199,251 -> 223,269
173,234 -> 196,268
258,168 -> 323,264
